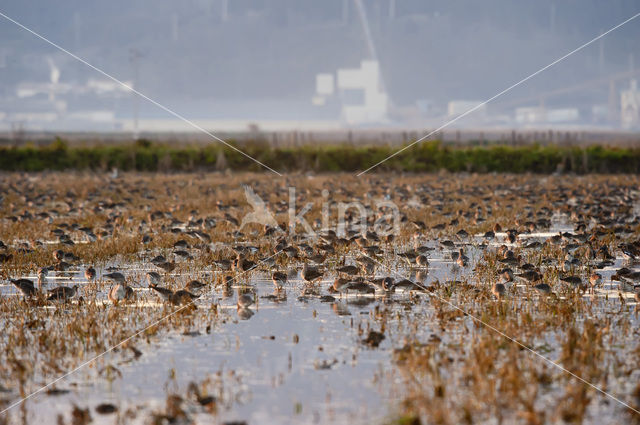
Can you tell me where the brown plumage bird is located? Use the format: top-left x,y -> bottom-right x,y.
11,278 -> 37,297
534,283 -> 552,294
170,290 -> 199,306
84,266 -> 96,281
185,280 -> 206,293
53,249 -> 65,262
302,264 -> 324,284
491,282 -> 505,299
416,255 -> 429,268
149,283 -> 173,301
156,261 -> 176,274
271,271 -> 287,289
108,284 -> 134,303
336,265 -> 359,276
48,285 -> 78,302
515,270 -> 542,283
331,277 -> 350,292
148,284 -> 198,305
369,277 -> 394,292
237,293 -> 255,309
104,272 -> 126,284
233,255 -> 256,272
345,280 -> 375,295
456,249 -> 468,267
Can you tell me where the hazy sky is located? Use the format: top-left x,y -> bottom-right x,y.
1,0 -> 639,129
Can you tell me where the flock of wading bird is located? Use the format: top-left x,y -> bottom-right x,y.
1,173 -> 640,318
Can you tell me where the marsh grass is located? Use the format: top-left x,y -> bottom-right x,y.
1,140 -> 640,173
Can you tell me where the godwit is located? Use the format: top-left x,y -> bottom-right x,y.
369,277 -> 394,292
84,266 -> 96,281
156,261 -> 176,274
499,268 -> 514,282
104,272 -> 126,284
11,278 -> 37,297
515,270 -> 542,284
108,284 -> 134,303
185,280 -> 206,293
271,271 -> 287,289
416,255 -> 429,268
149,283 -> 174,302
302,264 -> 324,284
336,265 -> 359,276
492,282 -> 505,299
456,248 -> 469,267
533,283 -> 552,294
233,255 -> 256,272
147,271 -> 162,285
345,280 -> 375,295
37,267 -> 49,287
589,272 -> 602,292
331,277 -> 351,293
170,290 -> 199,306
237,293 -> 255,309
47,285 -> 78,302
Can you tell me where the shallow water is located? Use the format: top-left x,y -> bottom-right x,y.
3,216 -> 640,424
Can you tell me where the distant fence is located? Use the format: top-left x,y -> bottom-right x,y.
0,128 -> 638,148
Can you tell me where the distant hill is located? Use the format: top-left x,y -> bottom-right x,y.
0,0 -> 638,110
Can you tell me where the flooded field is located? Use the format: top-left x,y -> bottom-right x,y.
1,171 -> 640,424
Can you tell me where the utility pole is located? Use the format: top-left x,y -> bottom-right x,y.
342,0 -> 349,24
598,29 -> 605,73
221,0 -> 228,22
129,48 -> 143,140
608,79 -> 616,123
171,13 -> 179,42
354,0 -> 378,61
73,12 -> 81,49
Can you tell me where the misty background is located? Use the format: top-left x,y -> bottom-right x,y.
0,0 -> 639,135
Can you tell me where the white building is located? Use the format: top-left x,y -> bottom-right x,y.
515,107 -> 579,124
447,100 -> 486,118
621,79 -> 640,128
313,60 -> 388,125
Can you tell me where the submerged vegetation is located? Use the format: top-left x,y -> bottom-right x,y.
1,171 -> 640,423
1,138 -> 640,173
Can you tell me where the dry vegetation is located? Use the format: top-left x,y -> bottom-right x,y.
0,171 -> 639,424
